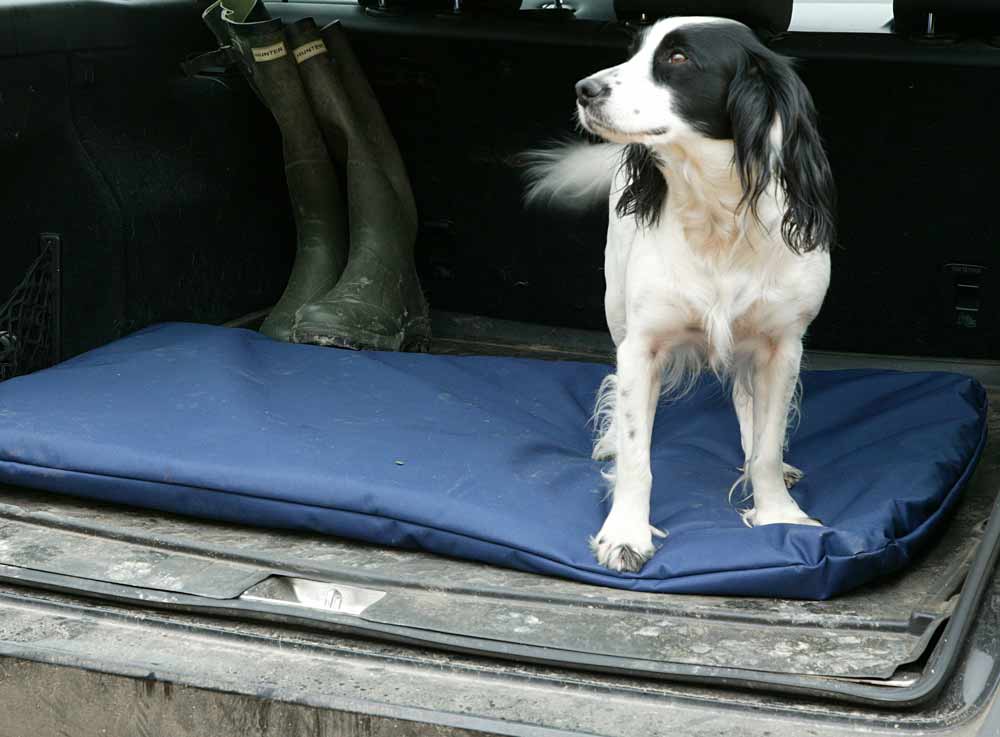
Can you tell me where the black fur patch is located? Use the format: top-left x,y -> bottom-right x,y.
616,144 -> 667,227
651,24 -> 738,140
726,41 -> 837,253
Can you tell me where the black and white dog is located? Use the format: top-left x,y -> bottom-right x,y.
526,17 -> 836,572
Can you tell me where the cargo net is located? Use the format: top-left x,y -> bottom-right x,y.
0,242 -> 58,382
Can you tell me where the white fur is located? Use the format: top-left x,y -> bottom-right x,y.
523,142 -> 619,210
527,18 -> 831,572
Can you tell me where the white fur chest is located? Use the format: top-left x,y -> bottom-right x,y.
603,176 -> 830,368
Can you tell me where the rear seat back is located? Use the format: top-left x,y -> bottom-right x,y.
612,0 -> 792,35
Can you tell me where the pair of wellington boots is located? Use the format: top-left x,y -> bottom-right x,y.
199,0 -> 429,350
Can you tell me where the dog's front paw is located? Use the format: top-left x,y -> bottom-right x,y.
589,518 -> 665,572
741,504 -> 822,528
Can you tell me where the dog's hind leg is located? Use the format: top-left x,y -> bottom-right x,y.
733,377 -> 754,467
592,373 -> 619,461
731,378 -> 803,498
590,336 -> 667,572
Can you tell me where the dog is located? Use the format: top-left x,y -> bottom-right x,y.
524,17 -> 836,573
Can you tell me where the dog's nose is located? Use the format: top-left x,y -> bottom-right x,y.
575,77 -> 609,106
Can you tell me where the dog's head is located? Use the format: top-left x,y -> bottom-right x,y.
576,17 -> 835,252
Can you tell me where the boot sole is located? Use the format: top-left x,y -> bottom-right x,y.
292,320 -> 430,353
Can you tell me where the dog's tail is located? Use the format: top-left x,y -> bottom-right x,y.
521,141 -> 624,210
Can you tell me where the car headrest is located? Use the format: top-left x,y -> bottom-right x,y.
893,0 -> 1000,37
612,0 -> 793,36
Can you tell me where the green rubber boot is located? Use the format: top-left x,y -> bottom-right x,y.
207,1 -> 349,342
196,1 -> 269,113
285,19 -> 430,352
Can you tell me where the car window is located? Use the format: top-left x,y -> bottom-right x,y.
790,0 -> 894,33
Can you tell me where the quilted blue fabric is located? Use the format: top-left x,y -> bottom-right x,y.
0,323 -> 987,599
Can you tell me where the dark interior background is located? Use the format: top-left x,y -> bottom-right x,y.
1,0 -> 997,362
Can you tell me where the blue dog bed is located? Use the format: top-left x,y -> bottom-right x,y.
0,323 -> 987,599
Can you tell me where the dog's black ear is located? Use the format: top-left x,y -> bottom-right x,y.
727,48 -> 836,253
616,144 -> 667,228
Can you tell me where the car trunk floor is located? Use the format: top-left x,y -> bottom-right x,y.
0,312 -> 996,705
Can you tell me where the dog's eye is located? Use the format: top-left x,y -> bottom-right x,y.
668,51 -> 688,65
